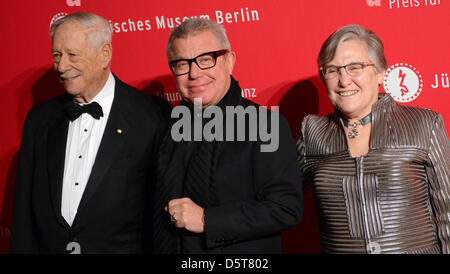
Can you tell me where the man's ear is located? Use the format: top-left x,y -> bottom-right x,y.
226,51 -> 236,75
99,43 -> 113,69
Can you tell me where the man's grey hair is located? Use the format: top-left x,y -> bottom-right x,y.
49,11 -> 113,50
317,24 -> 387,77
166,18 -> 231,59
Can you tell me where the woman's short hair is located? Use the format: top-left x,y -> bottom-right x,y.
166,18 -> 231,59
49,11 -> 112,50
318,24 -> 387,77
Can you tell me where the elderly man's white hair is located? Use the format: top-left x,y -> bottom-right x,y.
50,11 -> 113,50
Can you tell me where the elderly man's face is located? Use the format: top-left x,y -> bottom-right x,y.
52,21 -> 110,103
169,30 -> 235,108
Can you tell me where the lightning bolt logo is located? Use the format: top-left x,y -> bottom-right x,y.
384,63 -> 422,103
398,69 -> 409,96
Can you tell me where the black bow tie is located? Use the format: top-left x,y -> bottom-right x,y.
65,101 -> 104,121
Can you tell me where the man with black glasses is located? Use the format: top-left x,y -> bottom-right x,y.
153,18 -> 303,254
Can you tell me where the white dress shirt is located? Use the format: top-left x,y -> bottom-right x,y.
61,73 -> 115,226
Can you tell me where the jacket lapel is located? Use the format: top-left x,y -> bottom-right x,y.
47,96 -> 72,229
73,79 -> 131,225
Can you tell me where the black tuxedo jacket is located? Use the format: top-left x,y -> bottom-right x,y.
10,75 -> 171,253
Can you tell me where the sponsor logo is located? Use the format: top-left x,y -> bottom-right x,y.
50,12 -> 68,28
367,0 -> 381,7
241,88 -> 257,99
66,0 -> 81,7
164,92 -> 183,103
109,7 -> 260,34
369,0 -> 441,8
163,88 -> 256,104
384,63 -> 423,102
215,7 -> 260,24
431,72 -> 449,89
388,0 -> 441,9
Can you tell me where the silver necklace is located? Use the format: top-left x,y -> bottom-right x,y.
343,112 -> 372,139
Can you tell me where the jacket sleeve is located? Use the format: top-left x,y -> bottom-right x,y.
203,114 -> 303,248
295,115 -> 314,194
9,110 -> 40,253
426,113 -> 450,254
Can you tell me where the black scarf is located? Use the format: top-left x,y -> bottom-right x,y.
153,76 -> 242,253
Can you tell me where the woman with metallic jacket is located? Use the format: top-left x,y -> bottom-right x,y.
297,24 -> 450,253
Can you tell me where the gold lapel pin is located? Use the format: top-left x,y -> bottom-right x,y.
116,129 -> 123,134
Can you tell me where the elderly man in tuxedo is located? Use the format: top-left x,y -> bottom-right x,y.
10,11 -> 171,253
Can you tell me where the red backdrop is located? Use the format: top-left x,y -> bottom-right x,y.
0,0 -> 448,253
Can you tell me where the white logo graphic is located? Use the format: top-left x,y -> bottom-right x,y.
50,12 -> 68,28
367,0 -> 381,7
383,63 -> 423,103
66,0 -> 81,6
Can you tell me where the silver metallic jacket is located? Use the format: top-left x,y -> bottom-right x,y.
297,94 -> 450,253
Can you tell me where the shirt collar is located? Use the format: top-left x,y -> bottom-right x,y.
334,93 -> 394,125
87,72 -> 115,117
